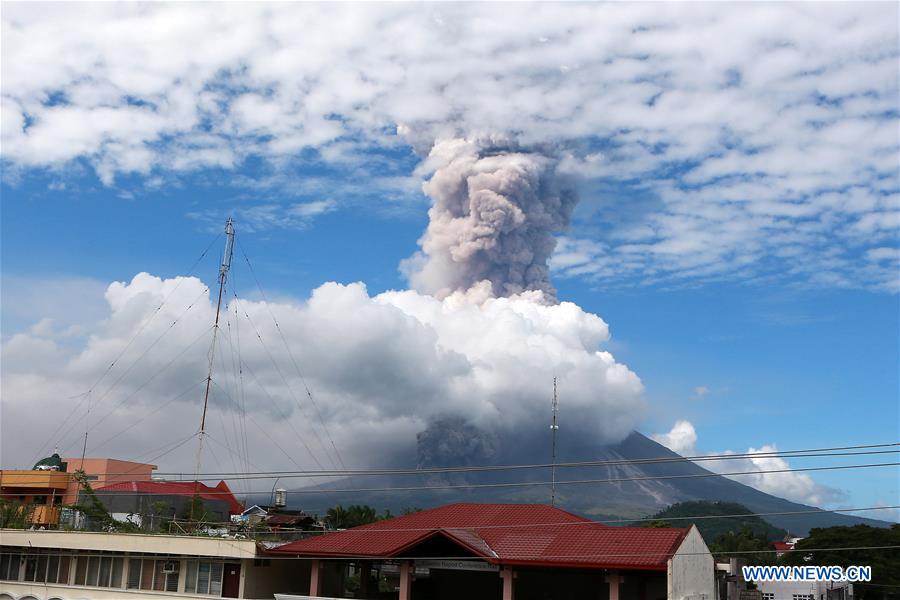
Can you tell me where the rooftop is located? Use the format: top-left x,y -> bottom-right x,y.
271,502 -> 689,571
94,479 -> 244,514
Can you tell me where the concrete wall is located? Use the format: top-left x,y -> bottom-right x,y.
0,580 -> 224,600
668,526 -> 715,600
1,529 -> 256,559
242,558 -> 309,599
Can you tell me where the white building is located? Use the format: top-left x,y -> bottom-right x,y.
0,529 -> 306,600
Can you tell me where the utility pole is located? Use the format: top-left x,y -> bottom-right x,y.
550,377 -> 559,507
190,217 -> 235,525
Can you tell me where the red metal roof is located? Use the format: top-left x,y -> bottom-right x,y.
772,541 -> 794,552
271,503 -> 689,571
94,480 -> 244,515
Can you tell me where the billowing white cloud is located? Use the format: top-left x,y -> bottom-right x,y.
1,3 -> 897,289
651,419 -> 698,456
1,273 -> 644,479
652,420 -> 845,506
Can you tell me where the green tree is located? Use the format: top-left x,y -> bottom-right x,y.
0,499 -> 33,529
325,504 -> 384,529
710,525 -> 775,565
325,504 -> 348,529
643,519 -> 672,528
72,470 -> 125,532
781,525 -> 900,598
147,500 -> 173,532
641,501 -> 787,542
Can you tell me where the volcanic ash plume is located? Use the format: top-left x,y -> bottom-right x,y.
405,138 -> 578,302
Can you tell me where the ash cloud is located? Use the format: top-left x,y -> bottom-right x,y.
404,138 -> 578,302
416,415 -> 499,469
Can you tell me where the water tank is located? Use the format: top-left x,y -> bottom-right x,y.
274,488 -> 287,508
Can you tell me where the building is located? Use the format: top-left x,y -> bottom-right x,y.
62,457 -> 158,500
0,455 -> 70,528
1,454 -> 159,528
0,528 -> 305,600
755,579 -> 856,600
90,480 -> 244,526
268,502 -> 716,600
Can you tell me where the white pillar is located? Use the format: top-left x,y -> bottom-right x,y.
501,566 -> 515,600
399,561 -> 412,600
309,559 -> 322,597
607,570 -> 621,600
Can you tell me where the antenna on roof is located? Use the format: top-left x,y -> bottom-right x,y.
190,217 -> 235,525
550,377 -> 559,507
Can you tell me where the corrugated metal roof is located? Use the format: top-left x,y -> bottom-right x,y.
271,502 -> 689,570
94,480 -> 244,514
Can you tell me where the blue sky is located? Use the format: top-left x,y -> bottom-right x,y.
1,3 -> 898,517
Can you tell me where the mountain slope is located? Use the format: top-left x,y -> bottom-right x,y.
286,432 -> 891,536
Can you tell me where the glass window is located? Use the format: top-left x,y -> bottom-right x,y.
74,555 -> 87,585
127,558 -> 142,589
47,555 -> 59,583
111,557 -> 123,588
58,556 -> 70,584
36,554 -> 48,582
99,556 -> 112,587
185,560 -> 225,595
0,552 -> 11,580
185,560 -> 198,593
210,562 -> 223,596
24,554 -> 37,582
198,561 -> 211,593
86,555 -> 100,586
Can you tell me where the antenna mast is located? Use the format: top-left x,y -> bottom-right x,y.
550,377 -> 559,507
190,217 -> 235,524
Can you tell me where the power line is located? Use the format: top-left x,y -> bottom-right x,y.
228,291 -> 332,471
56,288 -> 212,454
271,461 -> 899,495
23,505 -> 897,531
14,460 -> 895,494
34,233 -> 223,463
7,444 -> 898,480
239,241 -> 349,475
153,442 -> 900,478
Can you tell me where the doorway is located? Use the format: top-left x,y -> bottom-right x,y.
223,562 -> 241,598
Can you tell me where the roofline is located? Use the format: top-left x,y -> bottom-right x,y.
263,548 -> 670,572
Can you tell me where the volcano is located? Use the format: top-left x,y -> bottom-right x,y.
290,432 -> 890,536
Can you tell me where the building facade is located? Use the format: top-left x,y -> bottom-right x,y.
269,502 -> 717,600
0,529 -> 305,600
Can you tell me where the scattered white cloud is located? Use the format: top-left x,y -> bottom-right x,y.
1,3 -> 897,289
186,199 -> 337,232
692,386 -> 710,401
652,420 -> 846,506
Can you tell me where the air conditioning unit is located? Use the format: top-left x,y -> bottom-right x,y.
162,561 -> 180,574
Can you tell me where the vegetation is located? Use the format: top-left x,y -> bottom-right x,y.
709,525 -> 776,565
640,501 -> 788,542
781,525 -> 900,597
0,499 -> 34,529
72,470 -> 136,532
324,504 -> 401,529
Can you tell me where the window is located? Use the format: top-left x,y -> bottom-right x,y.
0,552 -> 20,581
73,554 -> 123,588
793,595 -> 815,600
762,594 -> 775,600
126,558 -> 179,592
15,551 -> 70,584
185,560 -> 224,595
